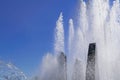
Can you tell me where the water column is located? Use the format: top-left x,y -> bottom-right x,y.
58,52 -> 67,80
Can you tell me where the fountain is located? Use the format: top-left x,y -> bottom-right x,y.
1,0 -> 120,80
0,61 -> 27,80
0,0 -> 119,80
32,0 -> 120,80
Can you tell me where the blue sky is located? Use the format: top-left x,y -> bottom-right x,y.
0,0 -> 78,76
0,0 -> 114,77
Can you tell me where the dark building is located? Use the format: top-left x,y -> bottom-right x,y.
86,43 -> 96,80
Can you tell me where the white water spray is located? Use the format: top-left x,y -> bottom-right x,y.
68,19 -> 74,56
54,13 -> 64,54
32,0 -> 120,80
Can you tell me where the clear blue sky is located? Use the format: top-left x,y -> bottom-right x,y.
0,0 -> 114,77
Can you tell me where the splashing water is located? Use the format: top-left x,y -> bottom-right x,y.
0,61 -> 27,80
68,0 -> 120,80
54,13 -> 64,54
68,19 -> 74,55
34,0 -> 120,80
1,0 -> 120,80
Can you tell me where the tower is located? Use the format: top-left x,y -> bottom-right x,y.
86,43 -> 96,80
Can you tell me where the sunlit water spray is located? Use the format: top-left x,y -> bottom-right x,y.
54,12 -> 64,54
33,0 -> 120,80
